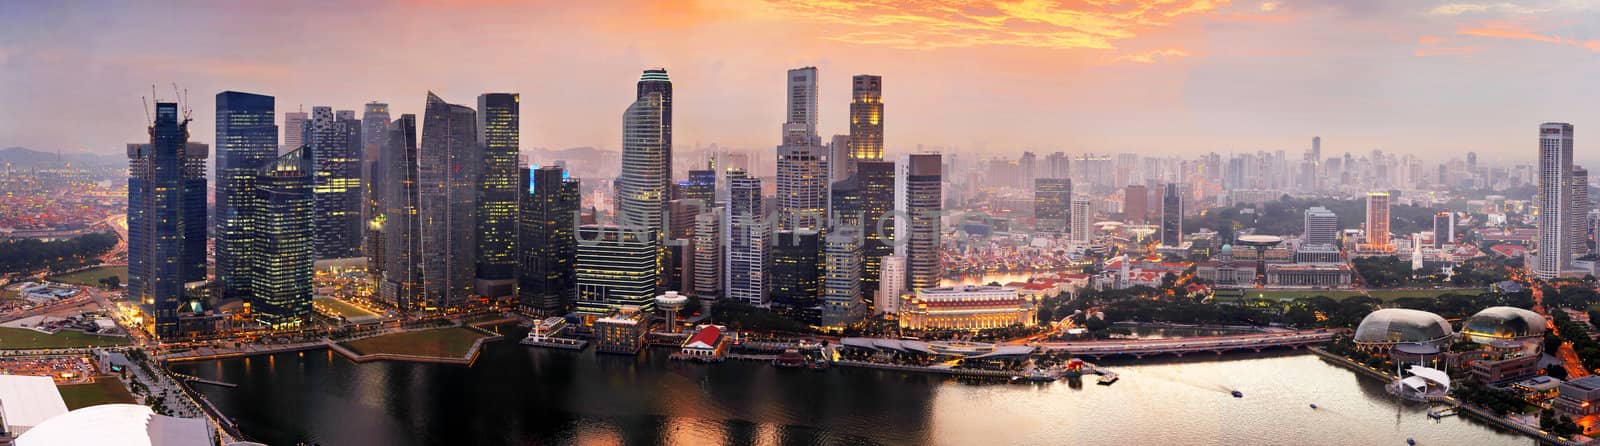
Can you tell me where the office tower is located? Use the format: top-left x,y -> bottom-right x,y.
834,160 -> 895,298
336,109 -> 356,121
679,168 -> 715,204
1304,206 -> 1339,246
619,89 -> 670,241
895,153 -> 942,290
1537,124 -> 1576,278
1311,136 -> 1322,190
848,75 -> 884,172
575,225 -> 659,315
665,198 -> 700,293
419,92 -> 480,307
877,255 -> 905,315
307,106 -> 363,259
829,134 -> 851,183
1574,166 -> 1590,256
361,102 -> 390,273
1160,183 -> 1183,247
1433,211 -> 1455,249
1364,192 -> 1392,251
1070,196 -> 1094,244
127,102 -> 207,338
772,230 -> 822,324
283,110 -> 307,153
777,143 -> 828,231
380,115 -> 421,309
214,91 -> 277,301
692,206 -> 724,299
822,227 -> 864,328
518,166 -> 580,314
638,68 -> 673,180
1034,178 -> 1070,233
1046,152 -> 1069,179
725,169 -> 768,306
784,67 -> 819,146
250,146 -> 314,329
475,93 -> 520,297
1123,184 -> 1148,224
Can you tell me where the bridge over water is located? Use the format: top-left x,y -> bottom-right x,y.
1041,329 -> 1341,359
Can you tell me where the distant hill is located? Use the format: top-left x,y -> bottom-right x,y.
0,147 -> 123,168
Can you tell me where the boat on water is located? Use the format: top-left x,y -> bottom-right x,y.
1231,390 -> 1244,398
1309,404 -> 1318,409
772,349 -> 807,368
1096,374 -> 1119,386
1406,438 -> 1416,445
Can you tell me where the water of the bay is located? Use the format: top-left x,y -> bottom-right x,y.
171,327 -> 1533,446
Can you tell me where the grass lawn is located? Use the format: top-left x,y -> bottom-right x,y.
1237,288 -> 1485,302
46,266 -> 127,287
314,297 -> 378,320
0,327 -> 131,350
57,376 -> 136,409
339,326 -> 491,358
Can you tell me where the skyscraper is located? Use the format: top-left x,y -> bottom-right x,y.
307,106 -> 363,259
822,227 -> 864,328
1123,184 -> 1148,224
476,93 -> 520,297
214,91 -> 277,301
380,115 -> 421,309
777,143 -> 828,231
848,75 -> 884,173
360,102 -> 390,274
877,255 -> 905,315
1364,192 -> 1392,251
725,169 -> 768,306
283,109 -> 307,154
829,134 -> 851,183
1433,211 -> 1455,249
1070,196 -> 1094,244
250,146 -> 314,330
895,153 -> 942,291
692,206 -> 724,299
1573,166 -> 1590,257
1034,178 -> 1070,233
679,168 -> 715,204
518,166 -> 580,314
1537,123 -> 1575,279
127,102 -> 207,338
784,67 -> 819,145
419,92 -> 480,308
576,225 -> 659,315
618,89 -> 670,243
1160,183 -> 1183,247
1304,206 -> 1339,246
638,68 -> 673,180
830,160 -> 895,300
771,230 -> 822,324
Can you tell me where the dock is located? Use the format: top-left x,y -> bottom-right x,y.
520,337 -> 587,350
170,372 -> 239,388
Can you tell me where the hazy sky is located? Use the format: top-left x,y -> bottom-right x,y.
3,0 -> 1599,163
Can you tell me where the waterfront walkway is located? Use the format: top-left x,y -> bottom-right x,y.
1040,329 -> 1339,358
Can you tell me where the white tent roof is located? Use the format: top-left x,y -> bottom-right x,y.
16,404 -> 211,446
0,374 -> 68,434
1406,365 -> 1451,388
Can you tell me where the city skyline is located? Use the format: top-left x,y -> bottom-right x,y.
6,1 -> 1600,161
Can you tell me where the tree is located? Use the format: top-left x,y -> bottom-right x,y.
1546,363 -> 1570,380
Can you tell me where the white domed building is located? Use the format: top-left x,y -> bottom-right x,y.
1353,308 -> 1454,350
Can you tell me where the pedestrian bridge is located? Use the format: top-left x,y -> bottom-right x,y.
1041,329 -> 1340,359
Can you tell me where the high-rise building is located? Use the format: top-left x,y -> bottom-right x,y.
1433,211 -> 1455,249
1034,178 -> 1070,233
831,160 -> 895,299
1160,183 -> 1183,247
1537,123 -> 1575,279
771,230 -> 822,324
691,206 -> 724,299
214,91 -> 277,301
476,93 -> 521,298
1070,196 -> 1094,244
518,166 -> 580,314
575,225 -> 659,315
829,134 -> 851,183
895,153 -> 942,290
678,168 -> 715,204
283,110 -> 307,153
360,102 -> 390,274
127,102 -> 207,338
307,106 -> 363,259
1364,192 -> 1392,251
419,93 -> 480,308
618,89 -> 670,245
1304,206 -> 1339,246
777,143 -> 828,231
1573,166 -> 1590,257
784,67 -> 819,146
380,115 -> 421,309
1123,184 -> 1148,224
848,75 -> 884,172
725,169 -> 768,306
877,255 -> 905,315
250,146 -> 314,330
822,227 -> 864,328
637,68 -> 673,182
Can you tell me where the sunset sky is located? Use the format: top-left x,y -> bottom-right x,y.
3,0 -> 1599,162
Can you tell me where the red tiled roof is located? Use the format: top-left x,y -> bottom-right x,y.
686,326 -> 722,348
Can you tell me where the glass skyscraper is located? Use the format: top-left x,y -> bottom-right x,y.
214,91 -> 277,301
307,106 -> 363,259
476,93 -> 520,298
127,102 -> 207,338
251,146 -> 315,329
381,115 -> 421,309
518,166 -> 581,314
420,93 -> 480,308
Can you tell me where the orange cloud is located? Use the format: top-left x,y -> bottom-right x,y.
1456,20 -> 1600,52
764,0 -> 1229,51
1417,35 -> 1446,45
1115,48 -> 1191,63
1414,46 -> 1479,57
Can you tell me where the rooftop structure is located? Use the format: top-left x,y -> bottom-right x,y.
1353,308 -> 1453,347
1461,306 -> 1546,344
15,404 -> 211,446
